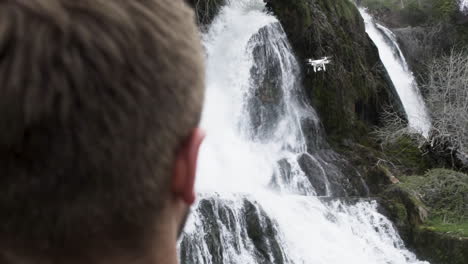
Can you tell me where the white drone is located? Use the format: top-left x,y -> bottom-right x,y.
307,56 -> 332,72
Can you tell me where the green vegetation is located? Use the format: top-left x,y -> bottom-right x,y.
413,225 -> 468,264
424,219 -> 468,237
360,0 -> 401,10
379,135 -> 432,175
360,0 -> 461,25
400,169 -> 468,236
380,169 -> 468,263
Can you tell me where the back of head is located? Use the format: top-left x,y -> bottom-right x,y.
0,0 -> 204,262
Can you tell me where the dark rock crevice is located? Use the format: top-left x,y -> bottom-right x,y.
186,0 -> 226,30
180,197 -> 289,264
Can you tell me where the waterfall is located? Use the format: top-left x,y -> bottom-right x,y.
461,0 -> 468,13
359,9 -> 431,138
180,1 -> 428,263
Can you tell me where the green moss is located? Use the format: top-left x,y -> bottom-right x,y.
432,0 -> 459,20
360,0 -> 400,10
397,169 -> 468,240
381,172 -> 468,263
402,169 -> 468,223
424,219 -> 468,237
455,24 -> 468,45
399,175 -> 425,189
413,226 -> 468,264
299,1 -> 313,26
388,201 -> 409,226
361,0 -> 460,25
380,135 -> 433,175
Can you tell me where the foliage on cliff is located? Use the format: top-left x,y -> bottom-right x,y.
381,169 -> 468,264
402,169 -> 468,225
360,0 -> 466,26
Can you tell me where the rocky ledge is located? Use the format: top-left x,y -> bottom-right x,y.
381,169 -> 468,264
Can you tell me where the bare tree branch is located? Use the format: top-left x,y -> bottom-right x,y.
423,49 -> 468,156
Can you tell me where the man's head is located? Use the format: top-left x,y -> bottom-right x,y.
0,0 -> 205,262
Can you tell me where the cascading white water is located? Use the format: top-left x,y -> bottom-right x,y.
180,1 -> 429,263
196,0 -> 320,196
359,9 -> 431,137
461,0 -> 468,13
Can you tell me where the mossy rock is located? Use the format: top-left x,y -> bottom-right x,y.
335,142 -> 394,194
424,219 -> 468,237
379,169 -> 468,264
412,226 -> 468,264
379,184 -> 429,241
379,135 -> 433,175
401,169 -> 468,224
335,136 -> 435,195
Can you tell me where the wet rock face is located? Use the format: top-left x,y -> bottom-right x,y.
179,199 -> 225,264
265,0 -> 402,142
180,197 -> 288,264
270,158 -> 292,190
247,24 -> 286,138
243,200 -> 287,264
297,154 -> 328,196
300,114 -> 328,151
297,151 -> 370,197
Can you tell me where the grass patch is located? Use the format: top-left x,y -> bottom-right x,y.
379,135 -> 432,175
400,169 -> 468,237
423,218 -> 468,237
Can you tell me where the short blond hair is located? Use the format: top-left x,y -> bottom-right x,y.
0,0 -> 204,260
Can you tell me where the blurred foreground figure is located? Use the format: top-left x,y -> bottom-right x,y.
0,0 -> 205,263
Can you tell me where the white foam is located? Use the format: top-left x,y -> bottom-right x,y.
461,0 -> 468,13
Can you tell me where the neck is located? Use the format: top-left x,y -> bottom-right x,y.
0,244 -> 180,264
147,205 -> 182,264
101,235 -> 179,264
150,237 -> 179,264
96,214 -> 182,264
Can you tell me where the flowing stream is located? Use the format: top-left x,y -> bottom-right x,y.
180,1 -> 428,263
359,9 -> 431,137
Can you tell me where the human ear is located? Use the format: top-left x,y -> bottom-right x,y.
171,128 -> 205,205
